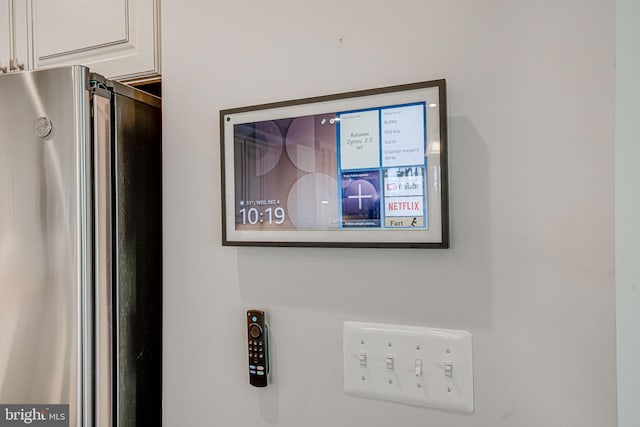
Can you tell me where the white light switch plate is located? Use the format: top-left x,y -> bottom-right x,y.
343,321 -> 473,412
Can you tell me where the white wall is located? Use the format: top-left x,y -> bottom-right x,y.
616,1 -> 640,426
162,1 -> 616,426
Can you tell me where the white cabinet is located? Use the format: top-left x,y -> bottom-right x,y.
1,0 -> 160,81
28,0 -> 160,81
0,0 -> 27,73
0,0 -> 9,72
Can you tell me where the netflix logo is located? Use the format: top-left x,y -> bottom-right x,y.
384,196 -> 424,217
387,200 -> 420,211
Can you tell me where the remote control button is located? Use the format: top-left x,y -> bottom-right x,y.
259,354 -> 263,359
249,324 -> 263,339
257,371 -> 265,376
250,370 -> 257,375
257,366 -> 264,371
250,365 -> 256,369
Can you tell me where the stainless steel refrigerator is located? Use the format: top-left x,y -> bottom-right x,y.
0,66 -> 162,426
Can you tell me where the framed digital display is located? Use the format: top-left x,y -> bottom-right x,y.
220,80 -> 449,248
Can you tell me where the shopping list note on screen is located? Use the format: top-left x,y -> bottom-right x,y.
381,104 -> 425,167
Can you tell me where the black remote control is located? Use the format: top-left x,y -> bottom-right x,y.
247,310 -> 269,387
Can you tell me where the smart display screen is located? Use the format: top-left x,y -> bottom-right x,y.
221,81 -> 447,247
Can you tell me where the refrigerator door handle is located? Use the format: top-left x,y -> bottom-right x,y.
93,89 -> 114,427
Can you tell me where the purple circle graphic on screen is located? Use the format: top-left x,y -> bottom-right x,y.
342,180 -> 378,215
253,121 -> 283,176
286,173 -> 338,229
285,116 -> 316,173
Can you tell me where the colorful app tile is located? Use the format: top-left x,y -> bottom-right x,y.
341,170 -> 381,228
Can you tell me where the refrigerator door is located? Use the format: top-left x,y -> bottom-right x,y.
110,82 -> 162,427
0,67 -> 92,426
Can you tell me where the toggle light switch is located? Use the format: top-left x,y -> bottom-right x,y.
385,356 -> 394,371
415,359 -> 423,377
444,362 -> 453,378
359,353 -> 367,368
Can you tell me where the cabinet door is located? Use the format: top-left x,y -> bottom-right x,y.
0,0 -> 27,71
12,0 -> 28,70
0,0 -> 9,71
28,0 -> 160,81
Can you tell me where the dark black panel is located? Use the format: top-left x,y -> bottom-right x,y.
112,91 -> 162,427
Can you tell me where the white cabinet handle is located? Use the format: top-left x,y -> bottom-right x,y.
9,58 -> 24,72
